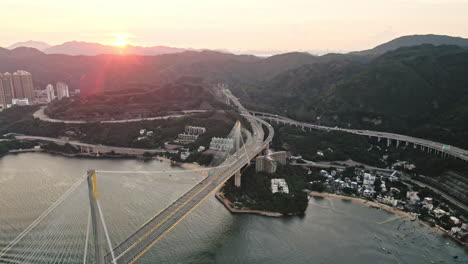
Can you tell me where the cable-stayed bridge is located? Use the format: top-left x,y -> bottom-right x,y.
0,89 -> 274,264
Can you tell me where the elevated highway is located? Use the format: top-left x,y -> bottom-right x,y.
250,111 -> 468,161
104,91 -> 274,264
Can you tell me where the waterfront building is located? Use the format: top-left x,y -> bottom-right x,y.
363,173 -> 376,188
406,192 -> 421,205
433,208 -> 447,218
56,82 -> 69,100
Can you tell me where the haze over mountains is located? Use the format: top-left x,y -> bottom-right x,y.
1,34 -> 468,148
5,34 -> 468,56
6,40 -> 186,56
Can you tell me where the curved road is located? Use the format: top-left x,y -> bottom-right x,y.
33,106 -> 209,124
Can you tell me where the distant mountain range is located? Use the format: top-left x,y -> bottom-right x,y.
1,34 -> 468,147
6,40 -> 187,56
5,34 -> 468,56
7,41 -> 52,51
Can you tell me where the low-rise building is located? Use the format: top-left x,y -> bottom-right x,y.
177,133 -> 199,143
185,126 -> 206,135
271,178 -> 289,194
363,173 -> 376,188
197,146 -> 206,152
406,191 -> 420,205
450,216 -> 461,225
380,196 -> 398,207
433,208 -> 447,219
11,98 -> 29,106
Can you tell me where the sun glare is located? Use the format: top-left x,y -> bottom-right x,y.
112,38 -> 128,47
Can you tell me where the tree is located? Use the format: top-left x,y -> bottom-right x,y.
374,177 -> 382,193
310,182 -> 324,192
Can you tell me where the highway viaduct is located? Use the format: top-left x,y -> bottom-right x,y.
250,111 -> 468,162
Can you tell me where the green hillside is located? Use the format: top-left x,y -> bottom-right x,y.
247,45 -> 468,148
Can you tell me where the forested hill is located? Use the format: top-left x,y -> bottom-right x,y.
354,34 -> 468,55
245,45 -> 468,149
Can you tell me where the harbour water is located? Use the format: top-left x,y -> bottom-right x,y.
1,153 -> 467,264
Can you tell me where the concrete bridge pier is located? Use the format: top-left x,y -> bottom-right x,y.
387,138 -> 391,147
396,140 -> 400,148
414,143 -> 417,149
234,171 -> 241,187
421,145 -> 425,151
405,141 -> 409,147
377,137 -> 381,142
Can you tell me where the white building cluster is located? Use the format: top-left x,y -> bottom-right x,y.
271,178 -> 289,194
185,126 -> 206,135
209,137 -> 234,151
35,82 -> 72,104
177,126 -> 206,144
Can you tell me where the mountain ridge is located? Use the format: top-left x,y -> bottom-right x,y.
354,34 -> 468,55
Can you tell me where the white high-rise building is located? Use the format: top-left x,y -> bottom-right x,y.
46,84 -> 56,102
56,82 -> 69,100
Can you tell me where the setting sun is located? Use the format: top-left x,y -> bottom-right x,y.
112,38 -> 127,47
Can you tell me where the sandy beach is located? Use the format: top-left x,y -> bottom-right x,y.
309,191 -> 446,234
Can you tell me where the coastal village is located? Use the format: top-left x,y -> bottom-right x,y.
301,157 -> 468,246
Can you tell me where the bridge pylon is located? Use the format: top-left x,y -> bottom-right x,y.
87,169 -> 106,264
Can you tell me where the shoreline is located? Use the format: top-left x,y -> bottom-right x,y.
309,191 -> 446,235
5,148 -> 208,178
215,189 -> 283,217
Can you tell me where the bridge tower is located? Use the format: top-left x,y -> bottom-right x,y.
87,170 -> 106,264
233,121 -> 243,187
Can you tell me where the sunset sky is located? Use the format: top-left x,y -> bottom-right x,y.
1,0 -> 468,53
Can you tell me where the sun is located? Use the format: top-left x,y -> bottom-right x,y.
112,38 -> 128,47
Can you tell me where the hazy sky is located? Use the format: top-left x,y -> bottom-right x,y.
1,0 -> 468,53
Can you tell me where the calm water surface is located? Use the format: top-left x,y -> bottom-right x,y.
1,153 -> 467,264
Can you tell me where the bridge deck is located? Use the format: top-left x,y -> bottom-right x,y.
105,116 -> 272,264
